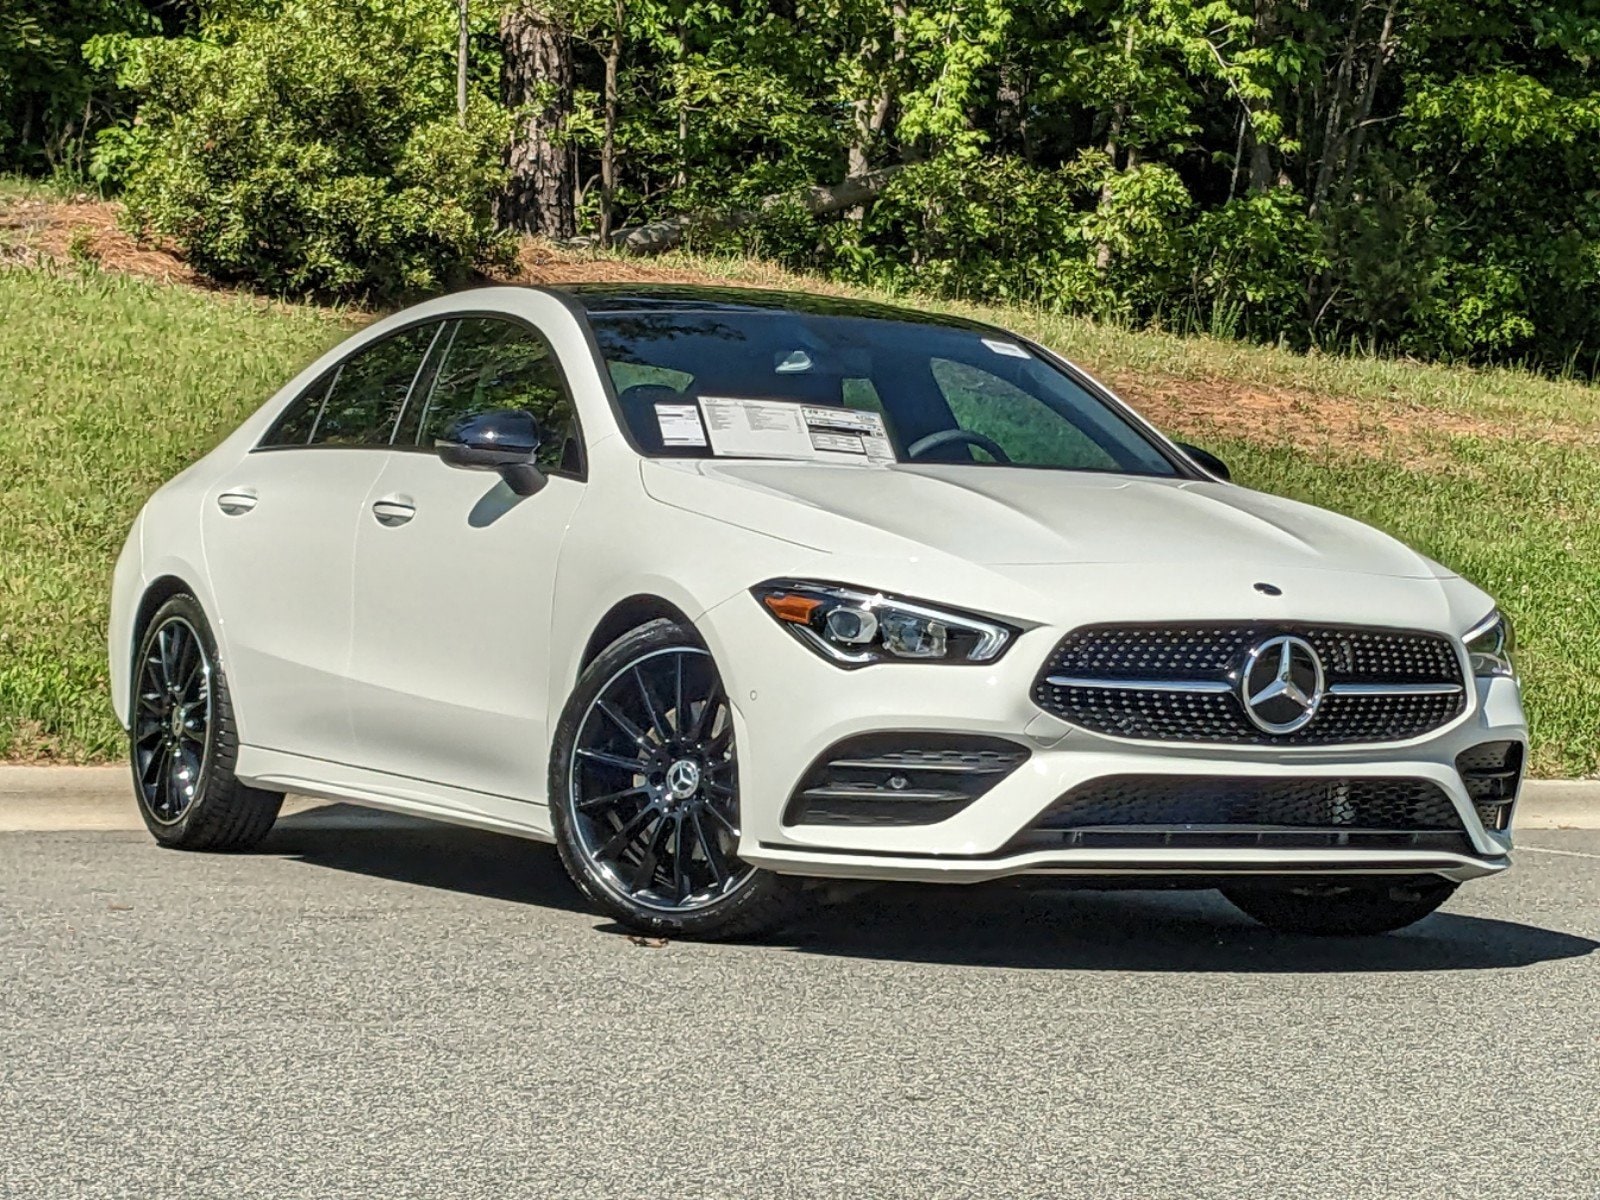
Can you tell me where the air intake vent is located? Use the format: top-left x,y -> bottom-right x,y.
784,733 -> 1029,826
1456,741 -> 1524,832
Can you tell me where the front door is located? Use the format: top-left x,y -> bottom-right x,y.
345,315 -> 586,801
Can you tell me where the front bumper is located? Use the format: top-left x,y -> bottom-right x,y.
699,593 -> 1525,885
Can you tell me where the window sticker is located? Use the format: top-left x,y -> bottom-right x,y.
981,337 -> 1031,359
654,402 -> 707,447
698,397 -> 894,465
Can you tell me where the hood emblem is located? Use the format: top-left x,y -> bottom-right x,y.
1240,635 -> 1325,734
1254,582 -> 1283,596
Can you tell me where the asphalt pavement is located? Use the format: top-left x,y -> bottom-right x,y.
1,780 -> 1596,1198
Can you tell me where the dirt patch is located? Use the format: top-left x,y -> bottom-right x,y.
1106,372 -> 1596,466
0,193 -> 202,285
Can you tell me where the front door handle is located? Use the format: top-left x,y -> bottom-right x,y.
217,490 -> 257,516
372,498 -> 417,527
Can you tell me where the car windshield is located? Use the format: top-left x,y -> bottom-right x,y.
587,310 -> 1179,476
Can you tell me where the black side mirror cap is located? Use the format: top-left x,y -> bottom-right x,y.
437,409 -> 547,496
1177,442 -> 1231,482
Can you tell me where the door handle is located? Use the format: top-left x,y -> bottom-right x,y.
216,490 -> 257,516
372,498 -> 417,527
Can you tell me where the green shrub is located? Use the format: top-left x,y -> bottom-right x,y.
92,1 -> 510,300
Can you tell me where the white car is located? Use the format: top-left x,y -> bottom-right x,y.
109,285 -> 1526,938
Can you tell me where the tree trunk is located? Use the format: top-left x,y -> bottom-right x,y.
499,2 -> 575,238
456,0 -> 470,124
563,167 -> 902,255
599,0 -> 624,245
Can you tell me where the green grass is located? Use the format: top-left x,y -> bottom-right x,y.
1,251 -> 1596,776
0,265 -> 352,760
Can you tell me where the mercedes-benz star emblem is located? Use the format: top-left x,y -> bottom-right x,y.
1239,635 -> 1325,734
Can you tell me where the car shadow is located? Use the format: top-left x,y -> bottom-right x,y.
768,883 -> 1599,973
262,803 -> 589,915
263,805 -> 1596,972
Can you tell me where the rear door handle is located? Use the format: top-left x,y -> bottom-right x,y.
216,490 -> 257,516
372,498 -> 416,527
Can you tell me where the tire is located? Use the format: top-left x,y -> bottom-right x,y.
549,618 -> 803,939
1219,876 -> 1458,936
129,593 -> 283,851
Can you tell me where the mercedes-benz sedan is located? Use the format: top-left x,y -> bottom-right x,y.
109,285 -> 1526,937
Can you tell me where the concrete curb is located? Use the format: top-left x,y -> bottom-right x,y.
2,764 -> 1596,832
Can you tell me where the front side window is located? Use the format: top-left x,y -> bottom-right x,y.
587,310 -> 1178,476
404,317 -> 582,476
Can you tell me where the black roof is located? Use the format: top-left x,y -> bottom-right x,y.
541,283 -> 1000,332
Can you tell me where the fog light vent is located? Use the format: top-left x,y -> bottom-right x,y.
783,733 -> 1029,827
1455,741 -> 1524,832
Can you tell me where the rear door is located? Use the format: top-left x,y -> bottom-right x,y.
345,315 -> 586,801
200,321 -> 442,762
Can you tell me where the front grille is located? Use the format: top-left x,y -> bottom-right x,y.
784,733 -> 1029,826
1456,740 -> 1524,832
1010,775 -> 1473,855
1032,622 -> 1467,744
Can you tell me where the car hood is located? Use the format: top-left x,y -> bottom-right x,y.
641,459 -> 1453,580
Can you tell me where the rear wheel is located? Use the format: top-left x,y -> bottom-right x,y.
129,594 -> 282,850
1220,876 -> 1458,936
549,619 -> 802,939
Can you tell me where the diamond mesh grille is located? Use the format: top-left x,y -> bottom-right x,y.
1032,622 -> 1466,745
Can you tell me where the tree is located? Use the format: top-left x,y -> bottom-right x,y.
500,0 -> 575,237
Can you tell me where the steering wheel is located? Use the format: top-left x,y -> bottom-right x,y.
906,428 -> 1013,464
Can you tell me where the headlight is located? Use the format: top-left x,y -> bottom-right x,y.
1464,609 -> 1516,678
752,581 -> 1018,667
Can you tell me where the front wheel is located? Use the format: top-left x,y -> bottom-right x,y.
1220,876 -> 1458,936
549,619 -> 802,939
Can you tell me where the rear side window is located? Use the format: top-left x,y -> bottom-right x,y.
405,317 -> 582,476
314,324 -> 441,447
258,323 -> 441,450
260,373 -> 334,447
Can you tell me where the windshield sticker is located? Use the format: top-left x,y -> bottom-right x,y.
653,402 -> 707,447
698,397 -> 894,465
982,337 -> 1031,359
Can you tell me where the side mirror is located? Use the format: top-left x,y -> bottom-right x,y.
1177,442 -> 1231,482
437,409 -> 546,496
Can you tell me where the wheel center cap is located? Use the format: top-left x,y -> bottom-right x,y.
169,709 -> 185,739
665,758 -> 701,800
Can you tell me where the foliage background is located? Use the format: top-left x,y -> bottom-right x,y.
7,0 -> 1600,373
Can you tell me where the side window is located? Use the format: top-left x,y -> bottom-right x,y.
310,323 -> 441,448
929,358 -> 1121,470
410,317 -> 582,476
259,372 -> 336,447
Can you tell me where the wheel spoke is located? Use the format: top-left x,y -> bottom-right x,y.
596,699 -> 648,747
671,813 -> 693,900
576,747 -> 651,775
687,682 -> 723,743
598,805 -> 658,861
576,784 -> 652,814
702,801 -> 740,839
672,655 -> 685,736
633,667 -> 672,744
692,809 -> 728,888
630,817 -> 673,893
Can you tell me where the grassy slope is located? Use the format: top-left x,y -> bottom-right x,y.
1,255 -> 1596,775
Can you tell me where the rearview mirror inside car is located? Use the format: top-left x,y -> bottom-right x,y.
1177,442 -> 1231,482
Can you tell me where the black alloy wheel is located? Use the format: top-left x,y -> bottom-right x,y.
133,612 -> 212,824
550,619 -> 801,938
